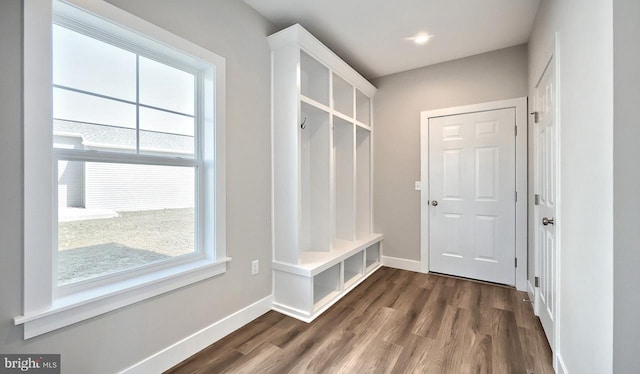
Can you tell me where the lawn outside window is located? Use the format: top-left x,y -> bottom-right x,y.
17,0 -> 228,339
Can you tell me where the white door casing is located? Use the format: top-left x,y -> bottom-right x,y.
420,98 -> 528,291
533,46 -> 559,353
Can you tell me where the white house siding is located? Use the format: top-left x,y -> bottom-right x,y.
84,162 -> 194,212
55,134 -> 85,209
58,160 -> 84,208
54,123 -> 195,212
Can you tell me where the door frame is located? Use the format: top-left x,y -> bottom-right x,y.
531,33 -> 562,371
419,97 -> 528,291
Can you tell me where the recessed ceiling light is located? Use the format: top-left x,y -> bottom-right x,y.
405,33 -> 434,45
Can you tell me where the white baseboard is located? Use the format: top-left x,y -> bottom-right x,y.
382,256 -> 422,273
557,353 -> 568,374
120,295 -> 274,373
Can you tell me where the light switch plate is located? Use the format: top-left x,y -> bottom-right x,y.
415,181 -> 421,191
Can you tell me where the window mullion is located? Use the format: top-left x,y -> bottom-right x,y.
195,74 -> 202,255
53,84 -> 137,106
53,148 -> 197,167
135,54 -> 140,154
53,85 -> 196,119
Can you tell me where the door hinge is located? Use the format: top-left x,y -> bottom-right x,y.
515,258 -> 518,268
514,125 -> 518,136
515,191 -> 518,202
534,194 -> 540,205
535,276 -> 540,287
531,111 -> 539,123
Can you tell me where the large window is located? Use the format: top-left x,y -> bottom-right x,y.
53,22 -> 199,287
18,0 -> 227,338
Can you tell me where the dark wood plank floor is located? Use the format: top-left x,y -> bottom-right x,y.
166,267 -> 553,374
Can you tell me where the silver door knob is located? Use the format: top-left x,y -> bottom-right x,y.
431,200 -> 438,206
542,217 -> 555,226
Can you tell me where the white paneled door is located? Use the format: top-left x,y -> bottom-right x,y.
534,55 -> 557,350
429,109 -> 516,285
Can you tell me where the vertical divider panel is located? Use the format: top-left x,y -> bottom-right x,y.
300,102 -> 331,252
272,45 -> 301,264
334,116 -> 356,242
328,73 -> 336,253
356,127 -> 372,238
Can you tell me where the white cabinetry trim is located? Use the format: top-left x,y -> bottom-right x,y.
269,24 -> 382,322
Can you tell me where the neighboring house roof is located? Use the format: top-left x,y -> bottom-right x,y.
53,119 -> 194,155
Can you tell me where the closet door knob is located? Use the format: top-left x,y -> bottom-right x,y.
431,200 -> 438,206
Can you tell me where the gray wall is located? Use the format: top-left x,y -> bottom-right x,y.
529,0 -> 614,372
372,45 -> 528,261
0,1 -> 276,372
0,0 -> 25,364
613,0 -> 640,372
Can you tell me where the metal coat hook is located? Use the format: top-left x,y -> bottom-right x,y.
300,117 -> 307,129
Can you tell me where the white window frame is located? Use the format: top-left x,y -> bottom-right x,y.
16,0 -> 228,339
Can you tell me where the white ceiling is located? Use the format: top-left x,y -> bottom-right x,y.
244,0 -> 540,80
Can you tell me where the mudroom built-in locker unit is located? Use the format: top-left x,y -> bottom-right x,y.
270,24 -> 383,322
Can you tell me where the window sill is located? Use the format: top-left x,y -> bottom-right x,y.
14,256 -> 231,339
